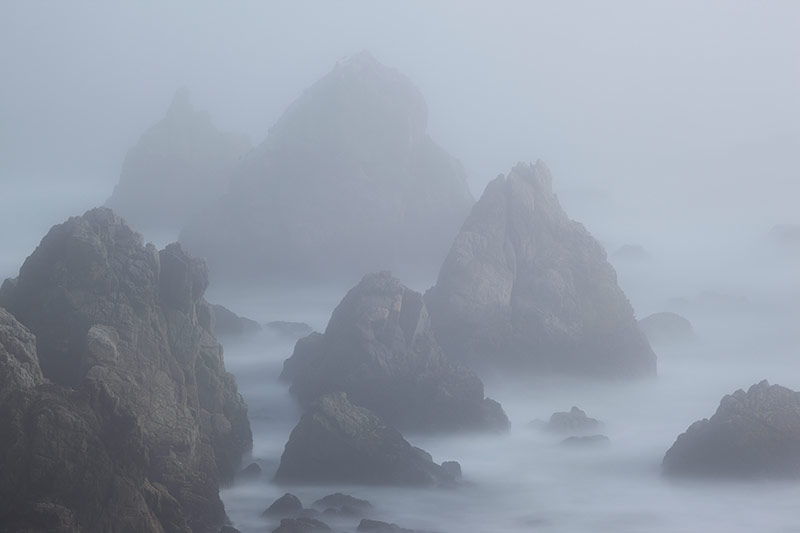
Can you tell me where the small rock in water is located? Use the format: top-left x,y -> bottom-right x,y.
441,461 -> 462,480
272,517 -> 331,533
546,407 -> 603,435
263,493 -> 304,517
357,518 -> 415,533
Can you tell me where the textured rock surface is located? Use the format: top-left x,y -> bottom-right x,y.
106,89 -> 250,233
545,407 -> 603,435
638,312 -> 697,345
281,272 -> 509,432
0,208 -> 252,532
357,519 -> 416,533
180,52 -> 474,283
212,304 -> 262,337
275,392 -> 456,486
263,493 -> 304,517
426,161 -> 656,377
312,493 -> 372,515
663,380 -> 800,478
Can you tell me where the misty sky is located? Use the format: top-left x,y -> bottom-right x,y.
2,1 -> 798,239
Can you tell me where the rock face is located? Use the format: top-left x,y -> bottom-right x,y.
663,381 -> 800,478
281,272 -> 509,432
106,88 -> 250,233
212,303 -> 262,337
0,208 -> 252,532
638,312 -> 697,345
426,161 -> 656,377
275,392 -> 456,486
546,407 -> 603,435
180,52 -> 474,283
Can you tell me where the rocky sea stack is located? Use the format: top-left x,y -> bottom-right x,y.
663,380 -> 800,478
281,271 -> 509,432
426,161 -> 656,377
180,52 -> 474,283
275,392 -> 457,486
106,88 -> 250,233
0,208 -> 252,532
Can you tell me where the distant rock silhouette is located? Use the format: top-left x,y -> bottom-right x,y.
426,162 -> 656,377
0,208 -> 251,532
638,312 -> 697,345
274,392 -> 457,486
281,272 -> 509,432
266,321 -> 314,339
212,303 -> 261,337
663,381 -> 800,478
560,435 -> 610,448
180,52 -> 474,284
545,407 -> 603,435
106,88 -> 250,234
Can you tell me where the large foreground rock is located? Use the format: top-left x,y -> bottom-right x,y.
180,52 -> 474,284
106,88 -> 250,233
426,161 -> 656,377
275,393 -> 456,486
0,208 -> 252,532
663,380 -> 800,478
281,272 -> 509,432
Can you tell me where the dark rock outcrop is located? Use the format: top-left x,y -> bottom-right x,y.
638,312 -> 697,345
272,517 -> 331,533
274,392 -> 456,486
546,407 -> 603,435
312,493 -> 372,516
560,435 -> 610,448
0,208 -> 252,532
212,304 -> 262,337
266,321 -> 314,340
441,461 -> 463,480
239,462 -> 262,480
106,89 -> 250,233
263,493 -> 304,517
426,161 -> 656,377
281,272 -> 509,432
180,52 -> 474,284
357,519 -> 415,533
663,380 -> 800,478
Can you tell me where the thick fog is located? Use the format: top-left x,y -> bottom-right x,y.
1,2 -> 799,532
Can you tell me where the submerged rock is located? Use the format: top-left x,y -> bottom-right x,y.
263,493 -> 304,517
281,272 -> 509,432
0,208 -> 252,532
546,407 -> 603,435
180,52 -> 474,284
274,392 -> 456,486
212,303 -> 262,337
426,162 -> 656,377
663,380 -> 800,478
106,88 -> 250,233
638,312 -> 697,345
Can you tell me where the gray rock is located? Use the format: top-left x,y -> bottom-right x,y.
638,312 -> 697,345
663,380 -> 800,478
272,517 -> 332,533
312,493 -> 372,514
281,272 -> 509,433
560,435 -> 610,447
212,304 -> 262,337
426,161 -> 656,377
180,52 -> 474,284
239,462 -> 262,480
441,461 -> 462,480
546,407 -> 603,435
0,208 -> 252,532
266,321 -> 314,339
357,519 -> 415,533
106,88 -> 250,233
263,493 -> 304,517
274,392 -> 454,486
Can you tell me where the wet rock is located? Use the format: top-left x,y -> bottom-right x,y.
212,304 -> 262,337
263,493 -> 304,517
426,162 -> 656,377
272,517 -> 332,533
546,407 -> 603,435
312,493 -> 372,516
0,208 -> 252,532
266,321 -> 314,339
281,272 -> 509,433
560,435 -> 610,447
663,380 -> 800,478
180,52 -> 474,284
275,392 -> 454,486
357,519 -> 415,533
239,462 -> 262,480
106,88 -> 250,233
638,312 -> 697,345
